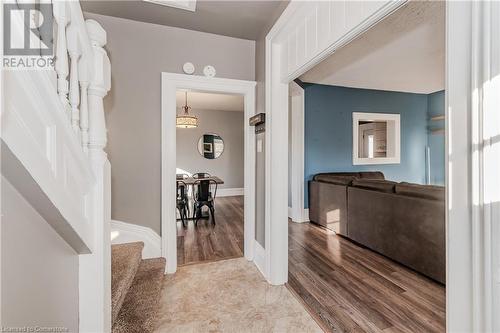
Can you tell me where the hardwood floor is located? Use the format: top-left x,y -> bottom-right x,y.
288,221 -> 446,333
176,196 -> 244,266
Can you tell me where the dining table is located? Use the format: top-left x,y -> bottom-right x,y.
178,175 -> 224,186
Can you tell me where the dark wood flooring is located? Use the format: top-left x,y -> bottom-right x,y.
176,196 -> 244,266
288,221 -> 446,333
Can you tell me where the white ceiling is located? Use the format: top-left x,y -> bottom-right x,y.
81,0 -> 288,40
176,90 -> 243,112
299,1 -> 445,94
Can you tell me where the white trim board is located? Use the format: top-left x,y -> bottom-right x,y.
161,73 -> 256,274
446,2 -> 500,331
253,240 -> 267,278
288,207 -> 309,223
289,81 -> 306,227
110,220 -> 161,259
217,187 -> 244,197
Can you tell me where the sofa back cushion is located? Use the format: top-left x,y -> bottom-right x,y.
313,171 -> 385,185
314,175 -> 356,185
351,179 -> 396,193
395,183 -> 445,201
358,171 -> 385,180
314,172 -> 360,180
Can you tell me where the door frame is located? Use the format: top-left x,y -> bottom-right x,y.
161,73 -> 256,273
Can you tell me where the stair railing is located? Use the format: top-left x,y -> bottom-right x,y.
52,1 -> 110,157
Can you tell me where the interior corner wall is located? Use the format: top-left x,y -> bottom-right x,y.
427,90 -> 445,185
303,84 -> 430,208
176,109 -> 244,189
84,13 -> 255,235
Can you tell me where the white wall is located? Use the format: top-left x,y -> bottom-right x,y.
84,13 -> 255,235
1,177 -> 79,331
177,109 -> 244,189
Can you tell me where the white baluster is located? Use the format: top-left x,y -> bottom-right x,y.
86,19 -> 111,157
79,54 -> 90,153
53,2 -> 71,113
67,24 -> 81,134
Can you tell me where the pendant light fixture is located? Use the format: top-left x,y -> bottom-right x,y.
176,91 -> 198,128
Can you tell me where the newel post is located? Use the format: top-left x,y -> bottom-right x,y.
86,19 -> 111,158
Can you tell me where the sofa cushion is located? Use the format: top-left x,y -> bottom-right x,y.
395,183 -> 445,201
351,179 -> 396,193
359,171 -> 385,180
314,172 -> 361,180
314,175 -> 357,185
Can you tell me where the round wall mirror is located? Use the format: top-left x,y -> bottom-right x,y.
197,133 -> 224,159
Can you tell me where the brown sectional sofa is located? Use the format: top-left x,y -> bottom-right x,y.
309,172 -> 445,284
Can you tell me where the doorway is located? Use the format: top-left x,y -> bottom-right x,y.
268,0 -> 499,331
175,89 -> 246,266
161,73 -> 256,273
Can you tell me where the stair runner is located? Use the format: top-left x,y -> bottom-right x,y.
111,242 -> 166,333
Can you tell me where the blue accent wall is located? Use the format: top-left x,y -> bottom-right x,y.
304,84 -> 433,208
427,90 -> 445,185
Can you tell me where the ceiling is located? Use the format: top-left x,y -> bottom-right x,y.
299,1 -> 445,94
176,90 -> 243,112
81,0 -> 288,40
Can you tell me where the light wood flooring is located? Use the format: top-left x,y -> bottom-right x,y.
176,196 -> 244,266
288,221 -> 446,333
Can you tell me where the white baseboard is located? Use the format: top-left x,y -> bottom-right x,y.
217,187 -> 244,197
288,207 -> 309,223
110,220 -> 161,259
253,240 -> 267,277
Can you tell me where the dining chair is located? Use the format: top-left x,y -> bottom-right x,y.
176,180 -> 189,227
192,172 -> 211,179
192,179 -> 217,225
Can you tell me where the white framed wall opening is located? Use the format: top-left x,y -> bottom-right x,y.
267,0 -> 500,332
161,73 -> 256,273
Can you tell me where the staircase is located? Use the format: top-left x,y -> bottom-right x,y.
111,242 -> 166,333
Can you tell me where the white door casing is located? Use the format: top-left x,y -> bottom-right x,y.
288,81 -> 307,223
161,73 -> 256,274
447,1 -> 500,331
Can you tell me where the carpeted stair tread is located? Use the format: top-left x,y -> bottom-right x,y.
111,242 -> 144,325
112,257 -> 166,333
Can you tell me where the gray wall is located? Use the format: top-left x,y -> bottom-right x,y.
177,109 -> 244,189
84,13 -> 255,234
1,177 -> 79,332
